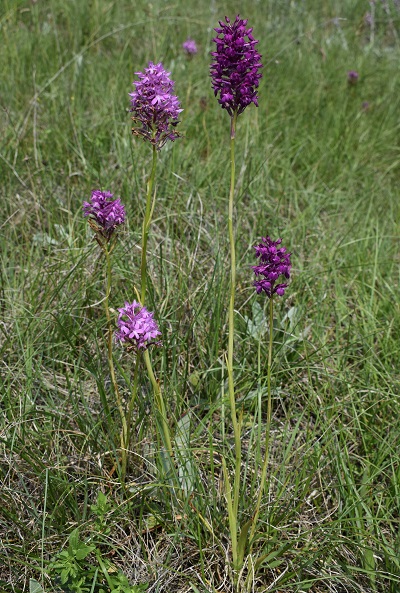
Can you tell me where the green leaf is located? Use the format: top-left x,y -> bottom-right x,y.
221,458 -> 237,568
60,568 -> 70,584
68,528 -> 95,560
29,579 -> 44,593
68,528 -> 80,551
237,518 -> 253,568
254,541 -> 291,572
363,547 -> 376,590
91,491 -> 109,516
175,411 -> 195,495
244,301 -> 267,340
75,542 -> 96,560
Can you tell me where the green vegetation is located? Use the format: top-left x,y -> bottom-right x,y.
1,0 -> 399,591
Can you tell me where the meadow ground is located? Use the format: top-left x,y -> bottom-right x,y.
1,0 -> 400,591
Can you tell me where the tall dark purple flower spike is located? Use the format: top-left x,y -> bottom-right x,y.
210,15 -> 262,118
253,237 -> 291,298
129,62 -> 182,150
210,18 -> 263,571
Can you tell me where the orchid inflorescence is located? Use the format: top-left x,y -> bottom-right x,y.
182,38 -> 198,55
115,301 -> 162,351
253,236 -> 292,298
129,61 -> 182,149
210,15 -> 262,116
83,190 -> 125,240
347,70 -> 359,84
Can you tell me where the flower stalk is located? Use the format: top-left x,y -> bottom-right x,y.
249,295 -> 274,543
140,144 -> 157,304
103,244 -> 129,482
144,349 -> 173,460
227,110 -> 241,524
124,350 -> 142,478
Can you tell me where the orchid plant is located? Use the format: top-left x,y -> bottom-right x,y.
83,190 -> 131,480
210,14 -> 263,578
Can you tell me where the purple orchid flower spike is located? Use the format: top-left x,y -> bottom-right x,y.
115,301 -> 162,350
252,236 -> 292,298
129,61 -> 182,149
210,15 -> 262,116
83,190 -> 125,239
347,70 -> 359,85
183,38 -> 198,55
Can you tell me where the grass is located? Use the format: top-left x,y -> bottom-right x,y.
1,0 -> 400,591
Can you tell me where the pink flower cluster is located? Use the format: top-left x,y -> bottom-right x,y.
83,190 -> 125,235
182,38 -> 198,55
115,301 -> 161,350
129,61 -> 183,149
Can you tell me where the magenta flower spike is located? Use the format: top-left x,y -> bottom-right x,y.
115,301 -> 161,350
210,15 -> 262,116
182,38 -> 198,55
83,190 -> 125,237
129,61 -> 182,149
252,236 -> 291,298
347,70 -> 359,85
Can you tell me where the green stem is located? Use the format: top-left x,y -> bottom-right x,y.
225,111 -> 242,574
257,331 -> 262,470
249,296 -> 274,543
228,113 -> 241,506
141,144 -> 157,304
144,349 -> 173,460
123,351 -> 142,479
139,145 -> 173,478
228,112 -> 237,396
104,245 -> 128,482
